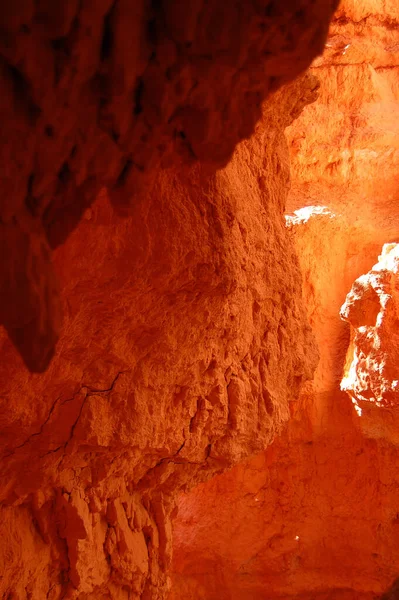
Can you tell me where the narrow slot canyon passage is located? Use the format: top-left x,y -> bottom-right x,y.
0,1 -> 399,599
170,2 -> 399,598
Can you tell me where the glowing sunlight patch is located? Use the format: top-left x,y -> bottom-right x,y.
285,205 -> 335,227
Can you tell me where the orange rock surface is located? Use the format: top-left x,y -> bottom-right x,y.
341,243 -> 399,444
0,112 -> 314,597
171,216 -> 399,599
171,1 -> 399,598
0,2 -> 341,597
3,1 -> 399,598
0,0 -> 337,372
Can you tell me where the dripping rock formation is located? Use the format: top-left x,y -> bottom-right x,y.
171,1 -> 399,599
0,2 -> 341,600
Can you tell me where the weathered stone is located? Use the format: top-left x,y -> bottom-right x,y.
170,1 -> 399,597
0,0 -> 337,372
0,70 -> 320,600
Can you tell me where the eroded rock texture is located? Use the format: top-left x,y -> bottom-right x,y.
171,210 -> 399,600
287,0 -> 399,222
0,3 -> 342,595
0,0 -> 337,372
0,12 -> 338,594
341,243 -> 399,443
171,1 -> 399,598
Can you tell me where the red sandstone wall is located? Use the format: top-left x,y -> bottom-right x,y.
0,74 -> 322,600
171,2 -> 399,598
171,223 -> 399,600
0,0 -> 337,373
0,3 -> 342,598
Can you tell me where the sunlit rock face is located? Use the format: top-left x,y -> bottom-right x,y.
341,244 -> 399,442
171,0 -> 399,598
0,63 -> 323,600
287,0 -> 399,224
171,211 -> 399,600
0,2 -> 342,598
